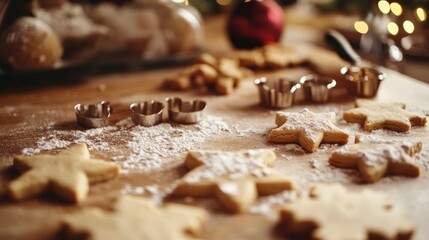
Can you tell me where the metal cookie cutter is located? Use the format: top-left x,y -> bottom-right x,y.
74,101 -> 111,128
166,97 -> 206,124
299,74 -> 336,103
341,66 -> 386,98
326,30 -> 386,98
130,100 -> 164,127
254,77 -> 301,109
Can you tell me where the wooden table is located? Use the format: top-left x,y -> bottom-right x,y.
1,12 -> 429,240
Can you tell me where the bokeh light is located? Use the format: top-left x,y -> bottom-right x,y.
354,21 -> 369,34
378,0 -> 390,14
216,0 -> 232,5
390,2 -> 403,16
403,20 -> 415,34
171,0 -> 188,4
387,22 -> 399,35
416,8 -> 427,22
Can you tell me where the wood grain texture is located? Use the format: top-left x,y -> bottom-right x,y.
1,13 -> 429,240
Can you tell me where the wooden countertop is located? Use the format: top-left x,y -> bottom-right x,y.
1,11 -> 429,240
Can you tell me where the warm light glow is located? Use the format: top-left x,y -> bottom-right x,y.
217,0 -> 232,5
416,8 -> 427,21
387,22 -> 399,35
171,0 -> 189,5
390,2 -> 403,16
403,20 -> 415,34
378,0 -> 390,14
354,21 -> 369,34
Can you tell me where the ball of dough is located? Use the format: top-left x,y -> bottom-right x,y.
0,17 -> 63,71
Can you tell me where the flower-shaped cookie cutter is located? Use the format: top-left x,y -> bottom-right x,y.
130,100 -> 164,127
166,97 -> 206,124
341,66 -> 386,98
299,74 -> 337,103
254,77 -> 301,109
74,101 -> 111,128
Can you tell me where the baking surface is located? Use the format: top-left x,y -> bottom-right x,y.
1,51 -> 429,239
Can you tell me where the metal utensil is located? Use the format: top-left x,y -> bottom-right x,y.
254,77 -> 301,109
325,30 -> 386,98
74,101 -> 111,128
299,74 -> 336,103
130,101 -> 164,127
166,97 -> 206,124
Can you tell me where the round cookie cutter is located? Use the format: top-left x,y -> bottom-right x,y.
254,77 -> 301,109
130,100 -> 164,127
299,74 -> 336,103
341,66 -> 386,98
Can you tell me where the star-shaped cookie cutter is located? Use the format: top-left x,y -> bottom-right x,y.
74,101 -> 111,128
166,97 -> 206,124
254,77 -> 301,109
130,100 -> 164,127
299,74 -> 336,103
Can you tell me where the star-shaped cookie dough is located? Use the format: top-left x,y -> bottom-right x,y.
61,195 -> 207,240
8,143 -> 120,203
268,109 -> 349,152
329,141 -> 422,183
171,149 -> 296,213
279,184 -> 415,240
343,99 -> 427,132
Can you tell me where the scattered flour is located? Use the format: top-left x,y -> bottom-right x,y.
183,150 -> 273,183
232,125 -> 266,137
120,183 -> 177,205
248,190 -> 298,215
415,150 -> 429,171
305,158 -> 360,184
21,116 -> 231,173
274,144 -> 307,155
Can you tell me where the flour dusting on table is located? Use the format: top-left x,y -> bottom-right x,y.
21,116 -> 231,172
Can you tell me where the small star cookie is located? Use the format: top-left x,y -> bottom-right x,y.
343,99 -> 427,132
61,195 -> 207,240
329,141 -> 423,183
171,149 -> 296,213
268,109 -> 349,152
8,143 -> 120,203
279,184 -> 415,240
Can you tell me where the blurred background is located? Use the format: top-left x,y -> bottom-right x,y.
0,0 -> 428,83
190,0 -> 429,83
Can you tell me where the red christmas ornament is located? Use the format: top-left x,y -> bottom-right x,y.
227,0 -> 284,49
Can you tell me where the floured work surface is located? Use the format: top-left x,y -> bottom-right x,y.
0,48 -> 429,240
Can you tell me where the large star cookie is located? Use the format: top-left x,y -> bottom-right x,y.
343,99 -> 427,132
329,141 -> 422,183
268,109 -> 349,152
8,143 -> 120,203
279,184 -> 415,240
171,149 -> 295,213
61,195 -> 207,240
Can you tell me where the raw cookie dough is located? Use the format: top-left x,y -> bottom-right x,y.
171,149 -> 296,213
268,109 -> 349,152
329,141 -> 423,183
279,184 -> 414,240
61,195 -> 207,240
8,143 -> 120,203
343,99 -> 427,132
